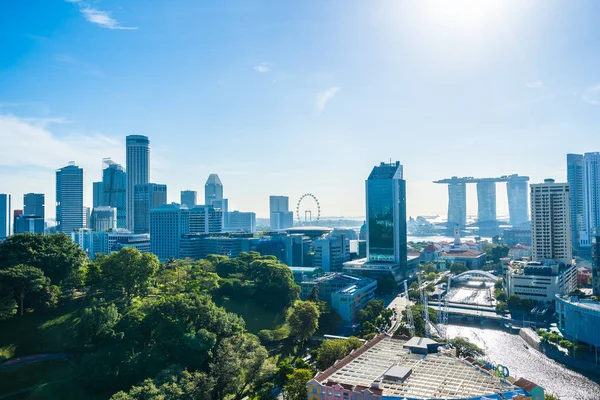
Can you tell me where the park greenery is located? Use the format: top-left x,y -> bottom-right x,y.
0,233 -> 322,399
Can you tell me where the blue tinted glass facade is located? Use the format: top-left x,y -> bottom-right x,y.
102,161 -> 127,229
366,162 -> 407,268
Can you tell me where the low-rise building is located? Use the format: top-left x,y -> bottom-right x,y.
440,249 -> 487,270
505,261 -> 577,303
342,255 -> 419,284
307,335 -> 532,400
300,273 -> 376,322
556,295 -> 600,348
71,229 -> 150,260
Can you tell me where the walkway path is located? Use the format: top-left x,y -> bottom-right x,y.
0,353 -> 69,370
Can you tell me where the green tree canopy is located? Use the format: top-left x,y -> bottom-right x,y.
283,369 -> 313,400
287,300 -> 320,345
92,248 -> 160,298
0,233 -> 87,288
450,263 -> 469,275
315,337 -> 362,371
0,264 -> 49,316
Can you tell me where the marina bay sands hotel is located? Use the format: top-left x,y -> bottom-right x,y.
434,174 -> 529,229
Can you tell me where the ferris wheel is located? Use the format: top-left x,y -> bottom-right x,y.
296,193 -> 321,224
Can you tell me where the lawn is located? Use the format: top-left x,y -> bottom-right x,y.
214,297 -> 285,334
0,359 -> 74,396
0,301 -> 83,361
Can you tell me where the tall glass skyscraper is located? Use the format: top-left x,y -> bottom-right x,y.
134,183 -> 167,234
56,163 -> 85,233
567,152 -> 600,247
366,161 -> 407,267
0,194 -> 11,240
180,190 -> 197,209
126,135 -> 150,230
102,158 -> 127,229
204,174 -> 223,205
23,193 -> 44,219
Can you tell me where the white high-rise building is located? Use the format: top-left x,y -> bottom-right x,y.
56,163 -> 86,233
530,179 -> 572,264
270,195 -> 293,230
126,135 -> 150,230
0,194 -> 11,240
567,152 -> 600,247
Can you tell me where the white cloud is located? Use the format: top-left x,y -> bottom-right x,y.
65,1 -> 137,30
526,80 -> 543,89
315,86 -> 341,115
582,85 -> 600,105
0,115 -> 126,218
254,62 -> 272,73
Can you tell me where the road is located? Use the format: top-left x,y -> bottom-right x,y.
386,294 -> 410,333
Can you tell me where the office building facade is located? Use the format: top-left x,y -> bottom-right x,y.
24,193 -> 44,219
150,204 -> 190,261
204,174 -> 223,205
313,234 -> 351,272
594,228 -> 600,296
530,179 -> 572,264
505,262 -> 577,303
180,190 -> 197,209
90,206 -> 117,231
102,158 -> 127,229
0,194 -> 11,240
189,205 -> 223,234
93,181 -> 103,208
71,229 -> 150,260
567,152 -> 600,248
56,163 -> 86,233
227,211 -> 256,232
366,161 -> 407,265
126,135 -> 150,230
134,183 -> 167,233
211,198 -> 229,230
270,195 -> 294,230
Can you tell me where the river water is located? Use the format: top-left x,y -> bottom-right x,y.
446,324 -> 600,400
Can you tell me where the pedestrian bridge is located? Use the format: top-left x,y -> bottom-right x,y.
452,270 -> 500,282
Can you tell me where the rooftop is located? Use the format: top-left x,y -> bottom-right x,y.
441,250 -> 485,258
312,335 -> 525,399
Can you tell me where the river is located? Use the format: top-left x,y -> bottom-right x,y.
446,324 -> 600,400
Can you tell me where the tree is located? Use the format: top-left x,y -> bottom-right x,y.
449,337 -> 485,358
315,338 -> 362,371
94,248 -> 159,298
496,301 -> 507,314
507,294 -> 522,309
545,394 -> 560,400
0,233 -> 87,288
0,292 -> 17,320
79,302 -> 122,347
450,263 -> 469,275
283,369 -> 313,400
210,334 -> 273,400
287,301 -> 319,345
111,367 -> 214,400
0,265 -> 49,316
494,279 -> 504,289
306,286 -> 320,302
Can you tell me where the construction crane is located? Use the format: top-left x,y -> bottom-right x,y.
417,272 -> 430,338
403,280 -> 415,337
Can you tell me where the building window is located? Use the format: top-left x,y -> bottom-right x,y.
343,394 -> 348,399
312,388 -> 317,394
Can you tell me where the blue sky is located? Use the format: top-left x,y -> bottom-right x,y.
2,0 -> 600,220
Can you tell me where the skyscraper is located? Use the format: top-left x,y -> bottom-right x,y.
594,229 -> 600,296
446,180 -> 467,229
90,206 -> 117,231
568,153 -> 586,247
227,211 -> 256,232
15,193 -> 45,234
366,161 -> 407,266
204,174 -> 223,205
0,194 -> 11,240
476,181 -> 497,226
150,204 -> 190,261
134,183 -> 167,233
506,176 -> 529,226
180,190 -> 197,209
56,163 -> 86,233
270,195 -> 294,230
189,205 -> 223,234
23,193 -> 44,219
567,152 -> 600,248
93,181 -> 104,208
530,179 -> 572,264
102,158 -> 127,229
126,135 -> 150,230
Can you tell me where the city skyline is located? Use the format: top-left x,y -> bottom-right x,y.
3,1 -> 600,219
